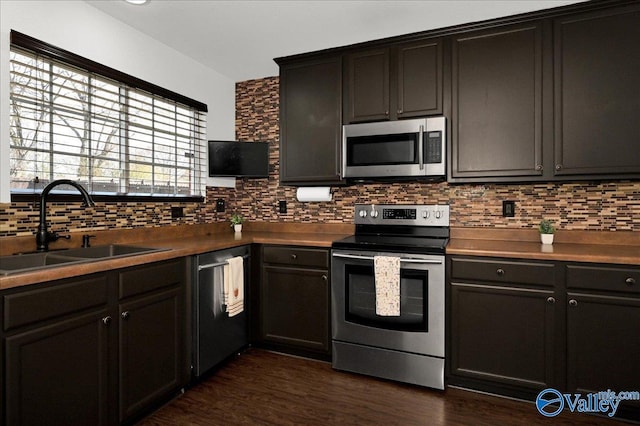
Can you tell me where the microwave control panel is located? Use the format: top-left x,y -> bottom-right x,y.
425,131 -> 442,164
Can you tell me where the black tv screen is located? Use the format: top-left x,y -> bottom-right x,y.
208,140 -> 269,178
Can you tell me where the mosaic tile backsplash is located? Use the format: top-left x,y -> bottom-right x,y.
1,76 -> 639,238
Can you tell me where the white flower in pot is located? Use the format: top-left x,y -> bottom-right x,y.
230,213 -> 244,233
539,219 -> 555,245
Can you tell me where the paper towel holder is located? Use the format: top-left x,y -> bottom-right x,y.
296,187 -> 332,202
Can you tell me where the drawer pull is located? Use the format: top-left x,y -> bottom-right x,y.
626,277 -> 636,286
291,254 -> 297,260
121,311 -> 130,320
496,268 -> 505,276
102,316 -> 112,326
547,297 -> 555,305
321,275 -> 328,281
569,299 -> 578,307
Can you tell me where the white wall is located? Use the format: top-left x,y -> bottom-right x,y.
0,0 -> 236,203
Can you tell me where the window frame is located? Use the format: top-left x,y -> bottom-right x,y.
9,30 -> 208,203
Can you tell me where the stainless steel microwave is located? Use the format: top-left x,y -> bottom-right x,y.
342,117 -> 446,179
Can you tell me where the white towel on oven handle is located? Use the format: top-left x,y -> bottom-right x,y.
374,255 -> 401,316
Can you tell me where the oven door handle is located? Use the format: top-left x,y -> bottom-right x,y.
418,124 -> 425,171
332,253 -> 442,265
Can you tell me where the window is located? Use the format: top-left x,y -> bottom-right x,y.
9,31 -> 207,200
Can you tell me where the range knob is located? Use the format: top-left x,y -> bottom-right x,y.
370,205 -> 379,218
359,210 -> 367,218
423,210 -> 430,219
435,210 -> 442,219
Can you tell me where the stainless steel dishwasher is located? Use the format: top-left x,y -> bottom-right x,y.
192,245 -> 250,377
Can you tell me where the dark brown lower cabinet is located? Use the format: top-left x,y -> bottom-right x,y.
450,283 -> 556,392
258,246 -> 330,358
119,287 -> 184,422
1,258 -> 188,426
449,256 -> 640,421
5,308 -> 113,426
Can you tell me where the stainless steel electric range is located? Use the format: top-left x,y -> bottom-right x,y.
331,204 -> 449,390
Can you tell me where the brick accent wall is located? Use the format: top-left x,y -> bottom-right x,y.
1,76 -> 638,237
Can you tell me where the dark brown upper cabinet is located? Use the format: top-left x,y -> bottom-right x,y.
553,3 -> 640,177
450,22 -> 546,181
279,56 -> 343,186
344,39 -> 442,123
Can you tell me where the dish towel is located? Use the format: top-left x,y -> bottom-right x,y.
374,255 -> 401,316
223,256 -> 244,317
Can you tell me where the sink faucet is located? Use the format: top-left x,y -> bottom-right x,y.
36,179 -> 96,251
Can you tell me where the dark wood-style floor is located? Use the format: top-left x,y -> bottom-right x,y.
138,349 -> 629,425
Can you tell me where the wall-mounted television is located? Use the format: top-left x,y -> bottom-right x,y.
208,140 -> 269,178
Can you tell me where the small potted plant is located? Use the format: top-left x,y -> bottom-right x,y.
539,219 -> 555,245
230,213 -> 244,233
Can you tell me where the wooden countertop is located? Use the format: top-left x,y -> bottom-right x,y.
447,228 -> 640,265
3,224 -> 639,291
0,223 -> 352,291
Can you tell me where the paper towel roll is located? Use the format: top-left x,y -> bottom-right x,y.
296,187 -> 332,202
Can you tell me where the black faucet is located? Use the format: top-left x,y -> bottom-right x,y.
36,179 -> 96,251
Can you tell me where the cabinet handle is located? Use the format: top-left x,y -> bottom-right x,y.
547,297 -> 556,304
535,164 -> 543,171
385,110 -> 389,116
397,109 -> 403,114
321,275 -> 328,281
626,277 -> 636,286
121,311 -> 130,320
569,299 -> 578,307
496,268 -> 505,276
291,254 -> 297,260
102,316 -> 112,326
555,164 -> 563,171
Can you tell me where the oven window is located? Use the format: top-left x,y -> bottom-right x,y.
344,264 -> 428,332
346,133 -> 417,166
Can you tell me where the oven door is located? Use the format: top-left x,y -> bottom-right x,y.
331,249 -> 444,357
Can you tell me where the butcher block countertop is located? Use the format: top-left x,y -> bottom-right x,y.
447,227 -> 640,266
0,222 -> 353,291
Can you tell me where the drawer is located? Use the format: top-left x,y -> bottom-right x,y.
450,257 -> 555,287
262,246 -> 328,269
4,274 -> 109,331
119,258 -> 185,299
566,264 -> 640,294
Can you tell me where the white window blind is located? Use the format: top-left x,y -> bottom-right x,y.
9,45 -> 207,198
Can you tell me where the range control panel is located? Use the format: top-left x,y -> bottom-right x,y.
354,204 -> 450,227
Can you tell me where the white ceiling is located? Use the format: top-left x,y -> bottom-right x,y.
85,0 -> 584,82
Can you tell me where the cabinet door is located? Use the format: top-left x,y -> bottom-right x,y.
554,5 -> 640,177
119,287 -> 184,422
5,310 -> 113,426
280,56 -> 343,185
451,22 -> 544,180
566,293 -> 640,404
345,48 -> 390,123
261,266 -> 330,354
450,283 -> 556,391
396,39 -> 442,118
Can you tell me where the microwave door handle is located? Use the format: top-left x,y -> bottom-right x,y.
418,125 -> 425,171
332,253 -> 442,265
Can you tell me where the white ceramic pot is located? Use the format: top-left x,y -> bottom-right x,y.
233,224 -> 242,233
540,233 -> 554,245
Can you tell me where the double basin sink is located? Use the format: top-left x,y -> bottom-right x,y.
0,245 -> 168,276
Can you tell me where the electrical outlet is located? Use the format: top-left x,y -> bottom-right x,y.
279,200 -> 287,214
502,200 -> 515,217
216,199 -> 225,213
171,206 -> 184,218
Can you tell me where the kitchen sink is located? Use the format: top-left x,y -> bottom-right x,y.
0,245 -> 169,276
60,244 -> 168,259
0,252 -> 88,276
